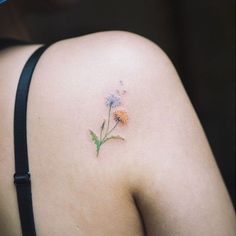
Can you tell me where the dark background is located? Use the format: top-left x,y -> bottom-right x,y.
27,0 -> 235,205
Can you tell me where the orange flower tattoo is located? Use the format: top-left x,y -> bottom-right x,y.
114,110 -> 128,125
89,82 -> 128,157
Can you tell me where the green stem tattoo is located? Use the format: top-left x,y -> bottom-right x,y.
103,121 -> 120,141
90,120 -> 123,157
90,110 -> 125,157
106,105 -> 112,134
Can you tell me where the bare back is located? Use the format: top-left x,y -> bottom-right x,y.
0,42 -> 145,235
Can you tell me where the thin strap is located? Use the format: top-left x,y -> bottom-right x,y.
14,46 -> 48,236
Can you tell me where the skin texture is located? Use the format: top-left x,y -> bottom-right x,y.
0,31 -> 235,235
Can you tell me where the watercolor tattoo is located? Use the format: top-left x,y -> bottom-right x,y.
89,81 -> 128,157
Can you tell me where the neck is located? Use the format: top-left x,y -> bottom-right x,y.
0,3 -> 31,41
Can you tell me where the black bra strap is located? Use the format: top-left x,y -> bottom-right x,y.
14,46 -> 48,236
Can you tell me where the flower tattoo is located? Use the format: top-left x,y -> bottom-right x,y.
89,82 -> 128,157
106,94 -> 122,108
114,110 -> 128,125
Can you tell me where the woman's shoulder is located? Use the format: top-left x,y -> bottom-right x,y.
39,31 -> 169,77
0,31 -> 170,87
1,30 -> 177,184
0,30 -> 178,187
50,31 -> 164,56
0,30 -> 176,167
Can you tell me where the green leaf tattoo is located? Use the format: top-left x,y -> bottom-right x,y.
89,130 -> 102,156
103,135 -> 125,143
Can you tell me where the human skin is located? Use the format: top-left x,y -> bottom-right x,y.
0,3 -> 235,236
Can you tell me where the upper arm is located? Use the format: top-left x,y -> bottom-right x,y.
121,34 -> 236,235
